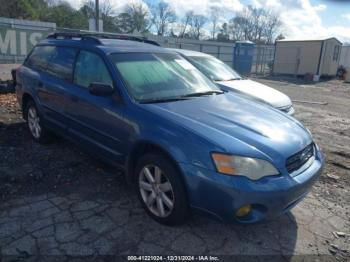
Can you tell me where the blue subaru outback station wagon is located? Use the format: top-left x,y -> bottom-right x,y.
16,33 -> 324,225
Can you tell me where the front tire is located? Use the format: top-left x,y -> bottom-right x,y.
25,100 -> 53,144
135,153 -> 189,225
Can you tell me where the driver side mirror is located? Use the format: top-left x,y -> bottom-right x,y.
88,82 -> 114,96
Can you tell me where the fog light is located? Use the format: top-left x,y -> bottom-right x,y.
236,204 -> 252,218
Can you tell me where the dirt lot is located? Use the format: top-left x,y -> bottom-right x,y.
0,75 -> 349,261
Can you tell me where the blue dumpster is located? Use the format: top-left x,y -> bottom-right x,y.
233,41 -> 255,75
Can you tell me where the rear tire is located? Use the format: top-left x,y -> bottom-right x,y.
24,100 -> 53,144
135,153 -> 189,225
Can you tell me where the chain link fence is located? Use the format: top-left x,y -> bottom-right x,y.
147,35 -> 235,67
251,45 -> 276,76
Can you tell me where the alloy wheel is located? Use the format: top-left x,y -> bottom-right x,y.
139,165 -> 175,218
27,106 -> 41,139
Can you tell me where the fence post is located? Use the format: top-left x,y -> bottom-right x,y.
261,46 -> 265,75
255,46 -> 260,75
271,43 -> 277,76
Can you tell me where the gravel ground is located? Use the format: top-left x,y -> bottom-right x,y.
0,76 -> 349,261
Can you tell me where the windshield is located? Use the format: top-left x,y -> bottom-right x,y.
110,53 -> 221,102
188,56 -> 242,82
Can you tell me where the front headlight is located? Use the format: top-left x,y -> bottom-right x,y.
211,153 -> 279,180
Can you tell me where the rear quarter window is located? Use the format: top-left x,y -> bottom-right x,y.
25,46 -> 55,71
47,47 -> 78,81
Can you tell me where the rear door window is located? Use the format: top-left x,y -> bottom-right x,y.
25,46 -> 55,71
73,50 -> 113,88
47,47 -> 78,81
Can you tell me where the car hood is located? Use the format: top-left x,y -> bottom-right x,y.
142,93 -> 311,165
217,79 -> 292,109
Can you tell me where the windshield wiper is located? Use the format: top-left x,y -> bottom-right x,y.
182,90 -> 224,97
139,97 -> 190,104
139,90 -> 224,103
224,78 -> 242,81
213,78 -> 241,81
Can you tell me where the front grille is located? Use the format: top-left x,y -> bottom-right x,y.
286,143 -> 314,173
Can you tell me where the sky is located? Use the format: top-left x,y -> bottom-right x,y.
67,0 -> 350,43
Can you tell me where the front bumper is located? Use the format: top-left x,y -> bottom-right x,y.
180,148 -> 324,223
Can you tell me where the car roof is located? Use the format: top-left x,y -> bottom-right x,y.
39,38 -> 174,54
168,48 -> 212,57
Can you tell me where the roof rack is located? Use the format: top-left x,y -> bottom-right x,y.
46,31 -> 160,46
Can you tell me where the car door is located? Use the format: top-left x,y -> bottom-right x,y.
65,49 -> 127,164
23,45 -> 56,117
37,46 -> 79,133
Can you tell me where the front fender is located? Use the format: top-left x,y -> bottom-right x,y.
124,121 -> 221,186
134,125 -> 218,168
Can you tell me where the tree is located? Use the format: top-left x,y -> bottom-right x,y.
0,0 -> 48,20
169,28 -> 178,38
275,33 -> 285,42
264,12 -> 282,44
151,1 -> 176,36
43,1 -> 86,29
217,23 -> 230,42
189,14 -> 207,40
228,17 -> 245,41
79,0 -> 117,32
80,0 -> 116,18
209,6 -> 220,40
228,5 -> 282,44
251,7 -> 265,42
99,0 -> 117,32
115,12 -> 134,33
178,11 -> 194,38
126,3 -> 150,33
230,7 -> 254,41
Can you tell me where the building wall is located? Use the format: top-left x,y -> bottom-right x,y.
273,41 -> 322,75
297,41 -> 323,75
339,45 -> 350,68
273,42 -> 300,74
320,38 -> 341,76
0,17 -> 55,63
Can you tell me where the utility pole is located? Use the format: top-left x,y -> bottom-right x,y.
95,0 -> 99,32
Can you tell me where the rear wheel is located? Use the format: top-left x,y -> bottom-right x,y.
135,153 -> 189,225
25,100 -> 53,144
